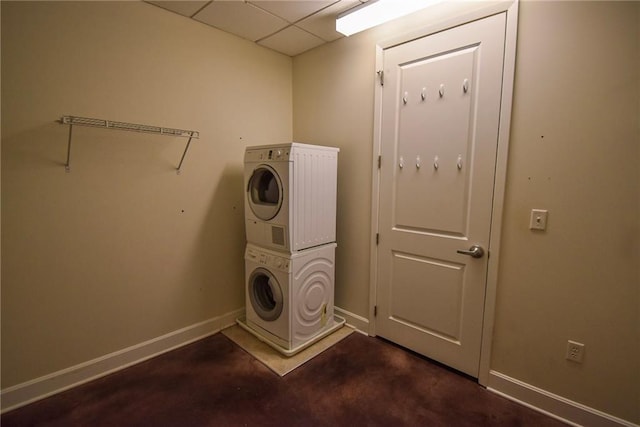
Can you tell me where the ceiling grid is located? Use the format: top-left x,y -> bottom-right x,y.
146,0 -> 367,56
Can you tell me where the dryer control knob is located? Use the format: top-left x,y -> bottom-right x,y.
276,149 -> 282,157
275,258 -> 283,268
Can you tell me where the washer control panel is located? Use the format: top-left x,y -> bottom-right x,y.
245,246 -> 290,273
245,147 -> 291,162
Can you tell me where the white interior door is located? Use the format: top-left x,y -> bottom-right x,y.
375,13 -> 507,377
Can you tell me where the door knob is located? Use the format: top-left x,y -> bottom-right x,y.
457,245 -> 485,258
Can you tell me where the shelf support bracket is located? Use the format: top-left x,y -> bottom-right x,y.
176,133 -> 194,175
65,124 -> 74,173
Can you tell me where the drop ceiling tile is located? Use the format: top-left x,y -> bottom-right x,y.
146,1 -> 209,18
194,1 -> 289,42
258,25 -> 325,57
250,1 -> 337,23
296,0 -> 361,41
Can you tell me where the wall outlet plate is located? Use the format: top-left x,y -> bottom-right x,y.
530,209 -> 548,231
566,340 -> 585,363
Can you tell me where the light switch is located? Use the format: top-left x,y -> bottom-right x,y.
529,209 -> 548,231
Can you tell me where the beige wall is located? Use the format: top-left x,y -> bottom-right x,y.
493,2 -> 638,422
1,1 -> 292,387
293,1 -> 639,423
293,32 -> 375,317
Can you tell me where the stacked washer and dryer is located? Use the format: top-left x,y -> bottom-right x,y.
240,143 -> 343,355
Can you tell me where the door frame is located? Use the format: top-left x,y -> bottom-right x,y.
369,0 -> 519,386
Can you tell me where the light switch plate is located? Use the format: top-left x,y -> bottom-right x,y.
530,209 -> 548,231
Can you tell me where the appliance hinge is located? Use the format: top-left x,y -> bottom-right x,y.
378,155 -> 381,169
376,233 -> 379,245
377,70 -> 384,86
374,305 -> 377,317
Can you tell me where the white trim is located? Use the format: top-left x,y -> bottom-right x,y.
368,43 -> 384,337
335,306 -> 370,334
477,0 -> 519,387
376,0 -> 517,50
370,0 -> 519,385
488,371 -> 639,427
1,308 -> 244,413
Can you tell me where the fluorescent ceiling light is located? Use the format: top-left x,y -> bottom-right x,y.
336,0 -> 444,37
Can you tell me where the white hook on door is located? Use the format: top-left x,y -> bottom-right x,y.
416,155 -> 421,169
434,155 -> 439,170
457,154 -> 463,170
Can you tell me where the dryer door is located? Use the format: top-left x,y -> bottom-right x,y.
247,165 -> 283,221
248,267 -> 283,321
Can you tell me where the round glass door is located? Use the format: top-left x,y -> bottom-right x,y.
248,268 -> 283,321
247,165 -> 283,221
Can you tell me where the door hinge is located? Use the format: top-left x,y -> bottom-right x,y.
376,233 -> 379,245
378,155 -> 381,169
377,70 -> 384,86
374,305 -> 377,316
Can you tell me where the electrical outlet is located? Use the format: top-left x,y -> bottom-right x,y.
566,340 -> 585,363
529,209 -> 548,231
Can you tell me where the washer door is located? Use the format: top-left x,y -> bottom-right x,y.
247,165 -> 283,221
248,268 -> 283,321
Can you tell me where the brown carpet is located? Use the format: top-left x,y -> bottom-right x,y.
1,333 -> 567,426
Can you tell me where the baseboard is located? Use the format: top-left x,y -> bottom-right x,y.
334,306 -> 369,334
1,308 -> 244,414
488,370 -> 638,427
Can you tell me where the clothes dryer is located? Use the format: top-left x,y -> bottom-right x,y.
244,242 -> 336,350
244,143 -> 338,252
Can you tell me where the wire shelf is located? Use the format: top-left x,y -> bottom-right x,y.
59,115 -> 199,173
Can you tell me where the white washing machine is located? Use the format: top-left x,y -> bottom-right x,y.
244,142 -> 339,252
244,242 -> 336,350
